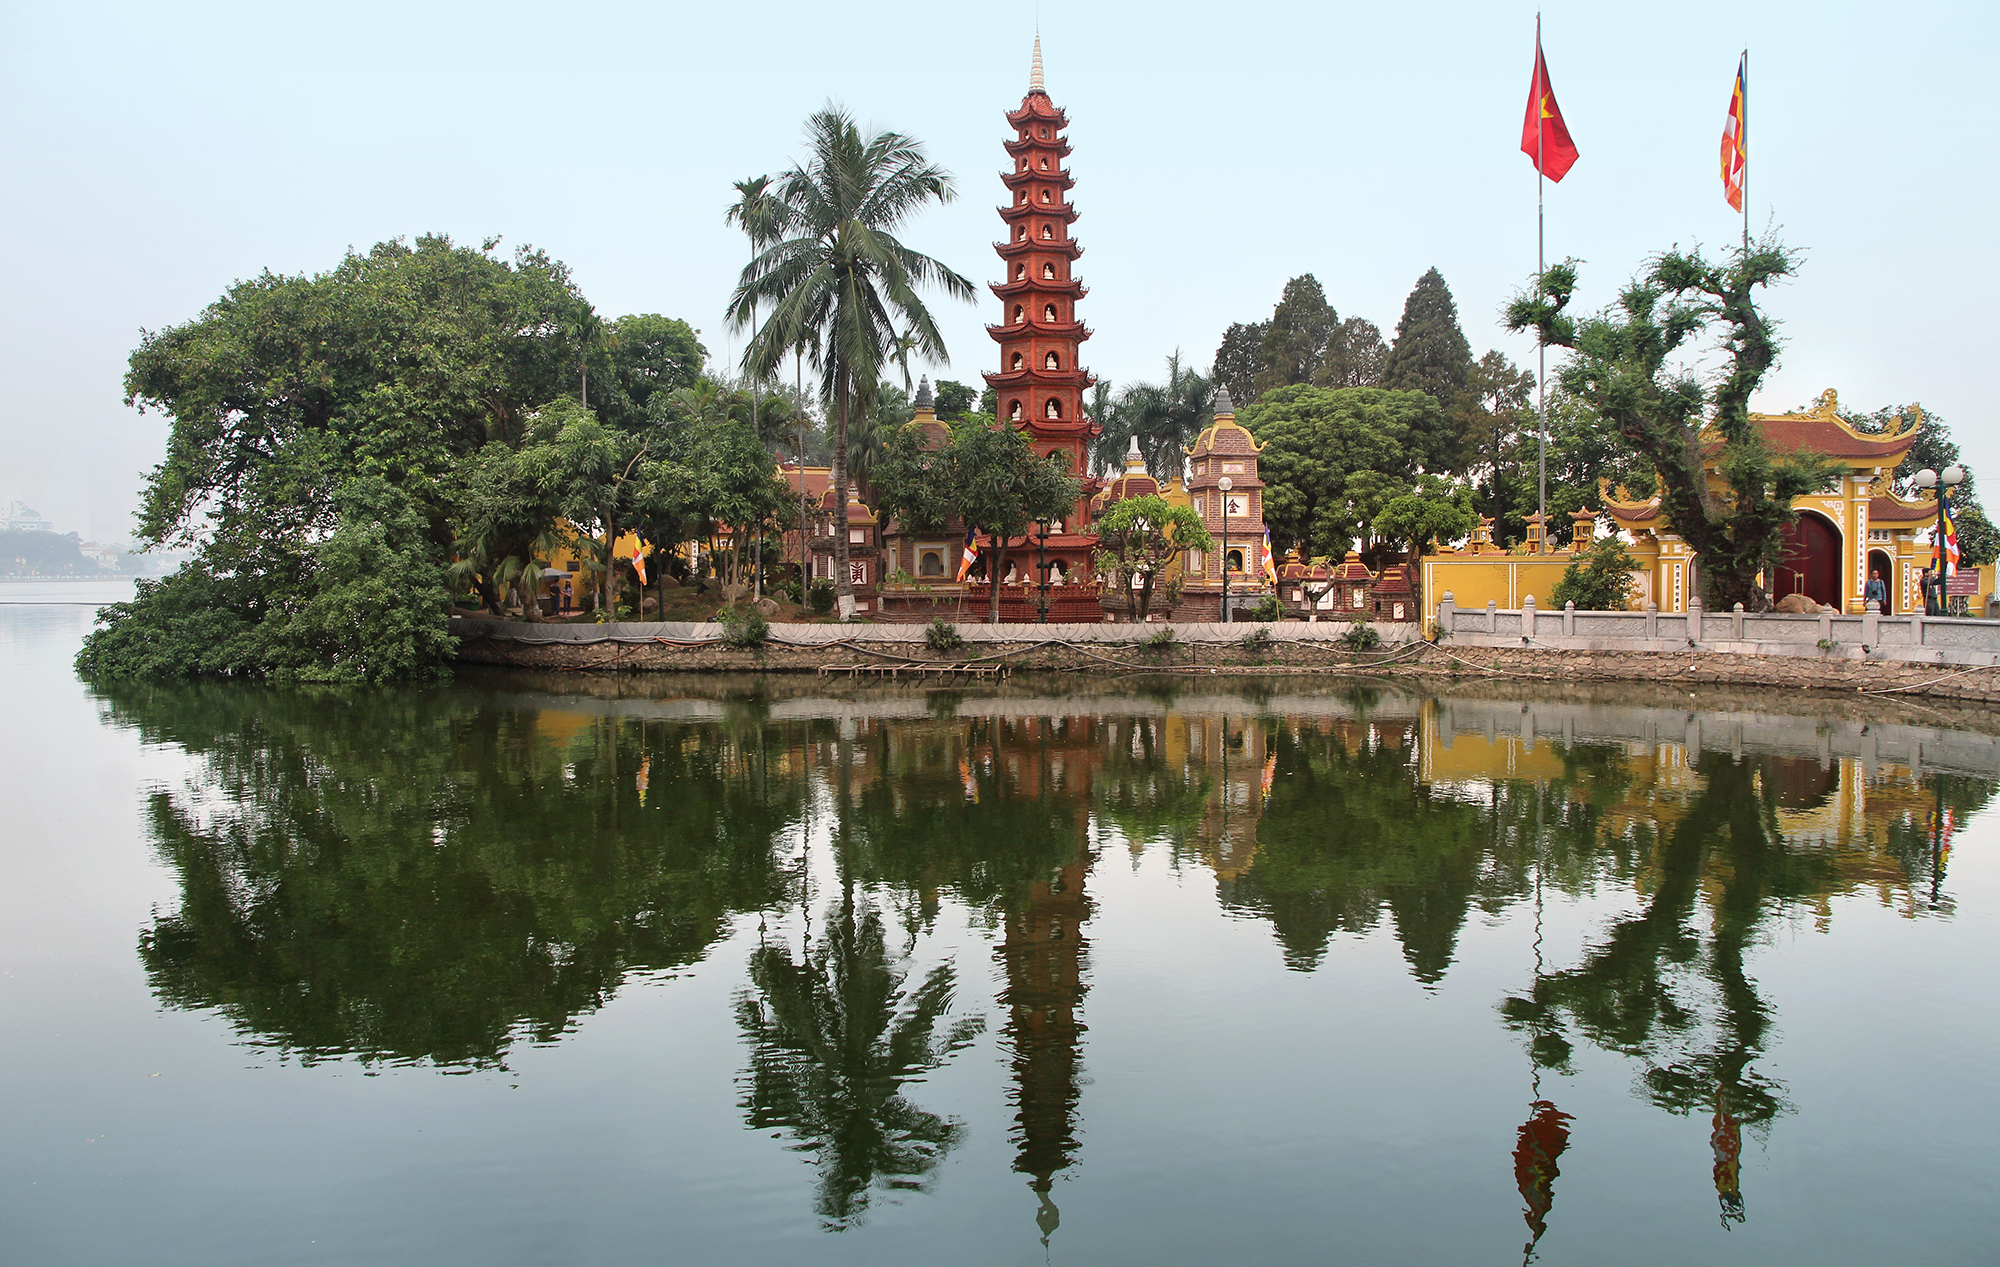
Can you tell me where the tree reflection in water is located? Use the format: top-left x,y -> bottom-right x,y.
100,675 -> 1991,1245
104,681 -> 804,1067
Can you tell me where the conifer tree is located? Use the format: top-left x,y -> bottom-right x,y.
1253,274 -> 1339,398
1211,321 -> 1267,408
1383,267 -> 1476,470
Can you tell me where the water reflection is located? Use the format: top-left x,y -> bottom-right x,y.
98,675 -> 1994,1248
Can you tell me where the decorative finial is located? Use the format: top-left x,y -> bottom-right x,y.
1030,35 -> 1045,93
1214,386 -> 1235,416
914,375 -> 934,411
1126,434 -> 1145,471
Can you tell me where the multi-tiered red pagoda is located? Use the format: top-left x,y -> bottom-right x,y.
985,38 -> 1103,581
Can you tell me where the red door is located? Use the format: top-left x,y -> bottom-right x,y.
1774,514 -> 1841,608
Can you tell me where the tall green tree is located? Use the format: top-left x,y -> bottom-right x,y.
729,106 -> 976,618
1210,320 -> 1267,408
1318,317 -> 1390,389
950,423 -> 1084,623
933,379 -> 977,422
1117,352 -> 1212,482
1382,267 -> 1476,471
1242,384 -> 1431,559
1508,243 -> 1835,610
1252,274 -> 1339,398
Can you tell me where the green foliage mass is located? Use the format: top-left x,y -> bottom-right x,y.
1509,242 -> 1834,611
1550,536 -> 1644,611
1092,493 -> 1212,622
1374,475 -> 1479,558
1382,267 -> 1476,471
1241,384 -> 1436,558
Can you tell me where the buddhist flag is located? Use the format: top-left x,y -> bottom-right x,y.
1521,32 -> 1580,181
1721,55 -> 1747,211
1262,527 -> 1279,584
957,526 -> 980,581
631,538 -> 649,587
1938,489 -> 1960,575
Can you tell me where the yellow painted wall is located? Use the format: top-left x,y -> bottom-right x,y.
1420,556 -> 1577,613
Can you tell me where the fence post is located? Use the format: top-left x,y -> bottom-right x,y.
1521,594 -> 1537,643
1644,600 -> 1659,641
1862,605 -> 1880,648
1437,590 -> 1456,635
1688,597 -> 1704,644
1732,601 -> 1745,641
1563,600 -> 1576,638
1818,606 -> 1833,646
1486,600 -> 1498,633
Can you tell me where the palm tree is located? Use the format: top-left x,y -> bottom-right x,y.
727,176 -> 783,600
729,106 -> 974,617
1120,352 -> 1212,482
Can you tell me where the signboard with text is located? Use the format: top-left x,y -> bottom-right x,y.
1947,571 -> 1980,596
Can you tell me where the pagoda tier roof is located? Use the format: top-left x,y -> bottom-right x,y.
1000,167 -> 1074,190
989,278 -> 1086,300
995,238 -> 1084,260
1698,390 -> 1920,466
1372,564 -> 1415,597
987,319 -> 1093,343
1867,493 -> 1937,525
998,202 -> 1079,224
1008,415 -> 1101,439
982,367 -> 1098,390
1006,93 -> 1068,127
1004,135 -> 1072,159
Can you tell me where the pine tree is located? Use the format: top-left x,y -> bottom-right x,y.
1252,274 -> 1338,398
1384,267 -> 1474,400
1211,321 -> 1267,407
1383,267 -> 1476,471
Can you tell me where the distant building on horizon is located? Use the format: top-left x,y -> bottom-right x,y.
5,501 -> 54,533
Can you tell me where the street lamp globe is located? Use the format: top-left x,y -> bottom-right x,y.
1943,464 -> 1966,487
1217,476 -> 1233,493
1914,468 -> 1940,489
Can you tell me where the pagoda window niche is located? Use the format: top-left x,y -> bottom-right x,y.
1040,224 -> 1054,240
1039,156 -> 1049,170
1016,191 -> 1026,205
1045,351 -> 1060,370
1042,262 -> 1056,279
1046,399 -> 1062,419
1040,189 -> 1052,203
1009,399 -> 1024,421
1227,548 -> 1245,572
1011,352 -> 1025,371
1044,303 -> 1058,321
1014,305 -> 1025,324
1016,263 -> 1026,280
1015,226 -> 1025,241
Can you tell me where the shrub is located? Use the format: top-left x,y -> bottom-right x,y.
1250,594 -> 1284,623
807,579 -> 836,615
776,579 -> 803,605
1551,536 -> 1642,611
1141,626 -> 1177,653
925,619 -> 965,653
717,606 -> 770,648
1238,626 -> 1275,653
1337,621 -> 1382,651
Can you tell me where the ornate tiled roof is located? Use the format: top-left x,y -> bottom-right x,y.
1867,494 -> 1936,525
1699,389 -> 1920,464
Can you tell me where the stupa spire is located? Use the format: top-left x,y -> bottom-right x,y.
1030,34 -> 1045,94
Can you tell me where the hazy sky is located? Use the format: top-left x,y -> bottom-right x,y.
3,0 -> 1993,542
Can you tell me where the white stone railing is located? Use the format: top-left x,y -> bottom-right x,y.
1436,592 -> 2000,666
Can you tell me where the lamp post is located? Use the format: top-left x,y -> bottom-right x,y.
1913,464 -> 1966,614
1035,516 -> 1052,624
1217,476 -> 1233,623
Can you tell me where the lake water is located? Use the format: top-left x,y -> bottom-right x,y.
3,603 -> 1996,1266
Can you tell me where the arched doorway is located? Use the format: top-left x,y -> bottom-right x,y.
1867,548 -> 1895,613
1773,512 -> 1841,609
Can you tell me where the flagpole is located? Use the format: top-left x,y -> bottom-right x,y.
1536,15 -> 1548,557
1740,49 -> 1750,257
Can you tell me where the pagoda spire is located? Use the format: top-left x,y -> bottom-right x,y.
1030,34 -> 1045,94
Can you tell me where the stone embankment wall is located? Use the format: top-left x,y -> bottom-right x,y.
449,615 -> 2000,702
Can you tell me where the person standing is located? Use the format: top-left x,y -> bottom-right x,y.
1864,569 -> 1889,615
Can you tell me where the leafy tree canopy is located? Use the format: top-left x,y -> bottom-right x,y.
1382,266 -> 1476,471
1508,242 -> 1836,610
1092,493 -> 1214,622
1374,475 -> 1479,558
1241,384 -> 1433,558
1550,535 -> 1644,610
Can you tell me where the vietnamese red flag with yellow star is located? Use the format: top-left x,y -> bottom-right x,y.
1521,36 -> 1579,181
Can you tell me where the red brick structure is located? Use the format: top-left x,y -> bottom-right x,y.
984,37 -> 1103,584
